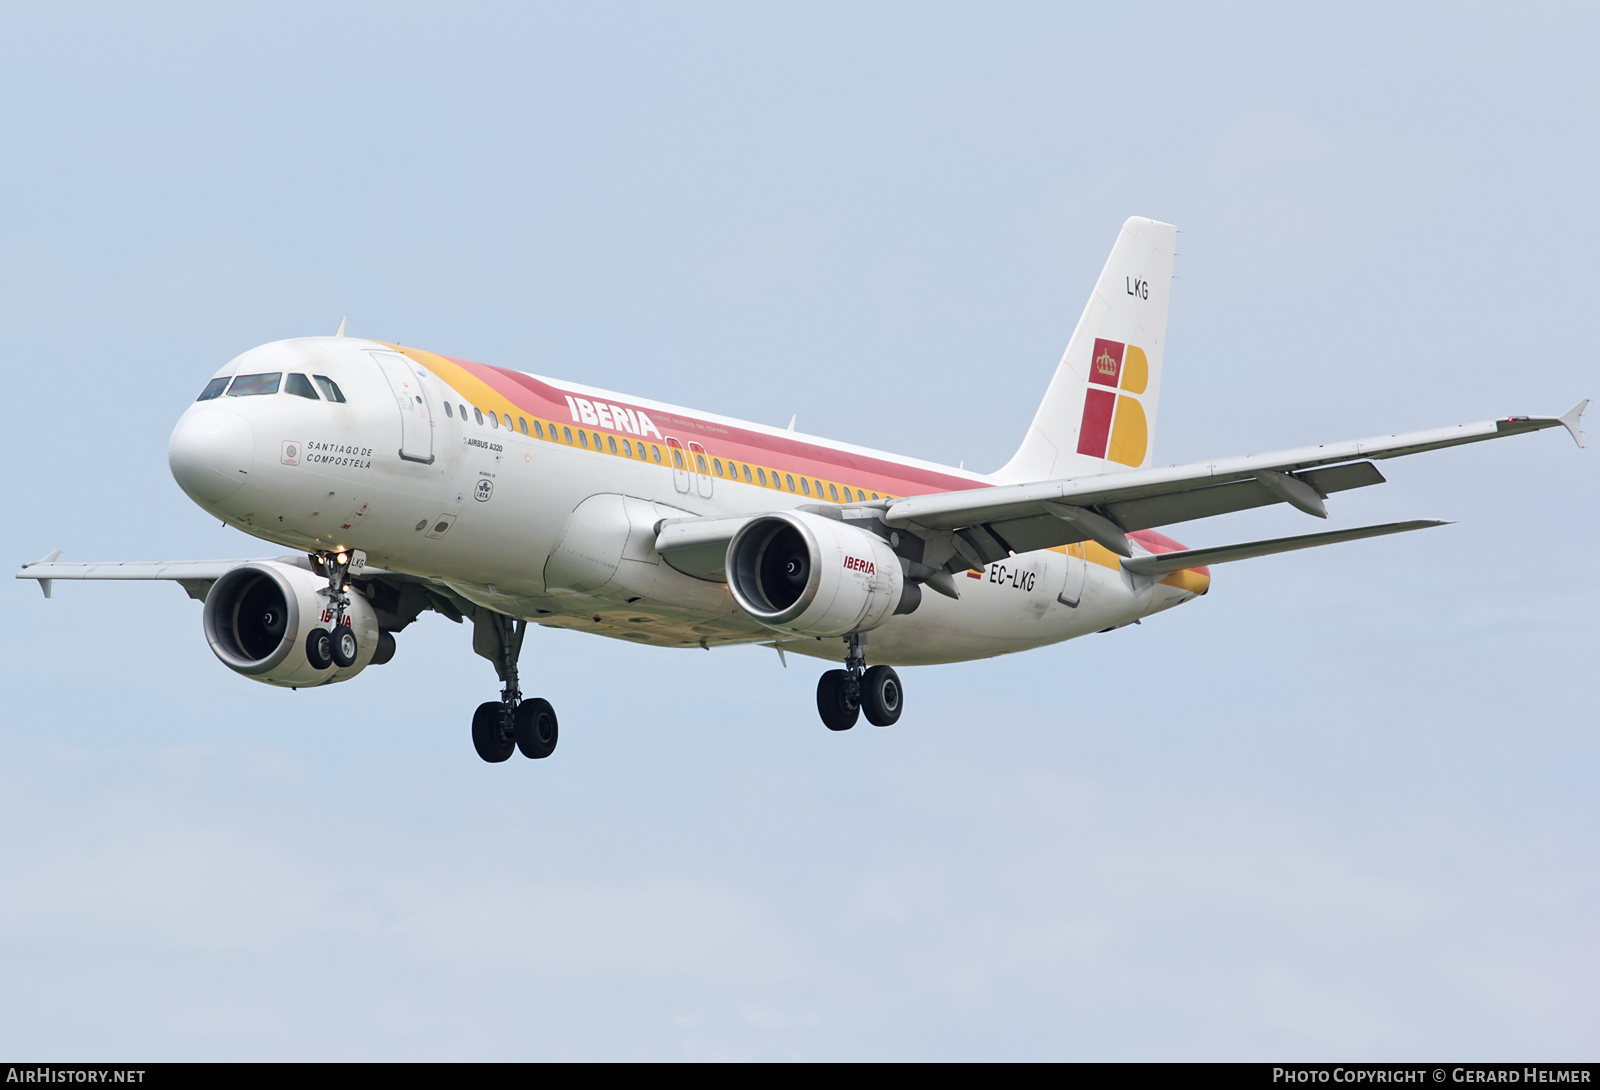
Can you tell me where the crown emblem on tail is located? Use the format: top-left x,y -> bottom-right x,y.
1095,350 -> 1119,376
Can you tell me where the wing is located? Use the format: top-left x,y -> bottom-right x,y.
16,552 -> 476,631
653,403 -> 1584,585
16,555 -> 259,600
880,404 -> 1586,566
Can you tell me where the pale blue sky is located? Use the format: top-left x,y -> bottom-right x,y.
2,2 -> 1595,1059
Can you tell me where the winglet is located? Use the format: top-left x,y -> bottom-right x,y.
23,549 -> 62,598
335,317 -> 346,338
1558,399 -> 1587,448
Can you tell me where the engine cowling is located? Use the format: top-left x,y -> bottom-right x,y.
201,560 -> 380,687
727,510 -> 909,637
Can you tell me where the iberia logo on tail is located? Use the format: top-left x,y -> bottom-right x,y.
1076,337 -> 1149,466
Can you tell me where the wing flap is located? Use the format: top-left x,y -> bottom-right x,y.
1120,520 -> 1449,575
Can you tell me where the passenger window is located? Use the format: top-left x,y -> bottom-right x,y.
754,468 -> 765,486
502,413 -> 512,429
652,445 -> 661,464
607,435 -> 618,454
695,454 -> 708,474
856,489 -> 866,502
285,373 -> 319,400
592,432 -> 602,448
622,438 -> 632,457
871,492 -> 879,500
444,402 -> 454,418
828,483 -> 839,502
671,448 -> 685,469
533,420 -> 543,438
312,375 -> 347,403
785,474 -> 795,491
813,480 -> 822,497
713,459 -> 723,477
518,417 -> 528,435
578,431 -> 588,447
197,377 -> 229,401
474,408 -> 484,425
800,478 -> 811,495
227,372 -> 281,396
489,412 -> 499,429
459,403 -> 468,420
742,465 -> 752,483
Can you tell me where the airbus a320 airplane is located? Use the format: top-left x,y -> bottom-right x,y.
18,218 -> 1586,763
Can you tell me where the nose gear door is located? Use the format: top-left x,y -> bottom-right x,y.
369,351 -> 436,464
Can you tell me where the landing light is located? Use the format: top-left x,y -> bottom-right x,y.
336,551 -> 348,565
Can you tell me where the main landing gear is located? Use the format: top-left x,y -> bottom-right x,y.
470,610 -> 559,764
816,633 -> 903,731
305,550 -> 359,671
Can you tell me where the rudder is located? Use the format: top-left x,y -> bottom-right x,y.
994,217 -> 1177,483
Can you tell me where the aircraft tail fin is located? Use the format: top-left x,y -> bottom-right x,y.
994,217 -> 1178,483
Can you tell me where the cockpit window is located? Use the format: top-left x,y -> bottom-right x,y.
197,377 -> 229,401
227,373 -> 281,397
312,375 -> 347,403
285,373 -> 319,400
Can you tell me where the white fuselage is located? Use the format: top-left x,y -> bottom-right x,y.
167,337 -> 1207,666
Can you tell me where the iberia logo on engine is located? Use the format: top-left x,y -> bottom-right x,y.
843,556 -> 876,576
1077,337 -> 1150,467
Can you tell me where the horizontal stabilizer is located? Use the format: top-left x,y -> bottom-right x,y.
1120,520 -> 1450,576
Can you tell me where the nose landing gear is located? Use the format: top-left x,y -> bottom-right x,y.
816,633 -> 903,731
306,549 -> 360,670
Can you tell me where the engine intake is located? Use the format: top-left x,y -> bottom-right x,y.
202,560 -> 379,687
727,511 -> 908,637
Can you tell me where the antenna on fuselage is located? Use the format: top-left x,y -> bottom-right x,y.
786,415 -> 796,431
334,317 -> 346,338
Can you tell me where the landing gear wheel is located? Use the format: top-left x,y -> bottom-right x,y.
471,701 -> 515,763
514,698 -> 559,759
861,665 -> 903,727
330,624 -> 358,668
305,628 -> 334,670
817,670 -> 860,731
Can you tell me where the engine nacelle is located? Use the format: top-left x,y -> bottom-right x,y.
201,560 -> 380,687
727,510 -> 909,638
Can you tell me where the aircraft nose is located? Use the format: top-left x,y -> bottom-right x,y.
168,406 -> 254,504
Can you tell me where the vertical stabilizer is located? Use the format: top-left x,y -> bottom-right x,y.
994,217 -> 1178,483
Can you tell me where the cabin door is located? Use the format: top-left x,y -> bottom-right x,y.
369,351 -> 436,464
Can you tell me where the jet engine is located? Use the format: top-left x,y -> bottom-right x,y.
726,510 -> 914,638
201,560 -> 380,687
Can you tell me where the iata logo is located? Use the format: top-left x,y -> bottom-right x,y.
1077,337 -> 1149,467
843,556 -> 876,576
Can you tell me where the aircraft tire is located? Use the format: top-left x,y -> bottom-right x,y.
330,625 -> 358,669
305,628 -> 335,670
514,698 -> 559,759
861,665 -> 903,727
471,701 -> 515,763
816,670 -> 859,731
